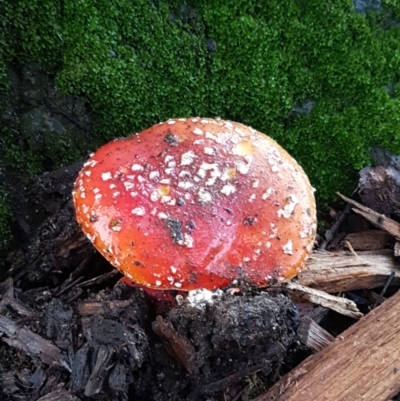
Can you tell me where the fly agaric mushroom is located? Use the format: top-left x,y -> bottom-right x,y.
73,118 -> 317,290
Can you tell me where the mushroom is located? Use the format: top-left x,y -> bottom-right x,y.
73,118 -> 317,290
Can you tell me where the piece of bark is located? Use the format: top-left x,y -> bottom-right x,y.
284,282 -> 363,319
84,345 -> 114,397
0,296 -> 34,317
344,230 -> 394,251
338,192 -> 400,240
80,316 -> 147,370
152,315 -> 198,374
37,389 -> 81,401
0,315 -> 66,367
358,163 -> 400,216
253,288 -> 400,401
297,249 -> 400,293
297,316 -> 335,352
70,306 -> 149,396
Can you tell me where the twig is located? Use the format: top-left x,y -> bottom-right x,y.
372,272 -> 395,309
337,192 -> 400,240
344,241 -> 359,258
319,204 -> 351,250
152,316 -> 198,374
76,270 -> 120,288
53,276 -> 84,297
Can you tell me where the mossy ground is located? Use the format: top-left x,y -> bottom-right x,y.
1,0 -> 400,253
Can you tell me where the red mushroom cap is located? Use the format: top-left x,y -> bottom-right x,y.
73,118 -> 317,290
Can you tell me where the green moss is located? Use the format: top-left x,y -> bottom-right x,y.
1,0 -> 400,219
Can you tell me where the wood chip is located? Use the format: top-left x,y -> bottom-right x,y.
0,316 -> 66,367
297,316 -> 335,352
152,315 -> 198,374
0,296 -> 34,317
298,249 -> 400,293
285,282 -> 363,319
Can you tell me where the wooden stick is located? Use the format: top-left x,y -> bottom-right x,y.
337,192 -> 400,240
253,289 -> 400,401
373,272 -> 395,309
297,249 -> 400,293
152,316 -> 198,374
319,204 -> 352,250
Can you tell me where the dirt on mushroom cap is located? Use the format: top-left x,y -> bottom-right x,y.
72,117 -> 317,290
